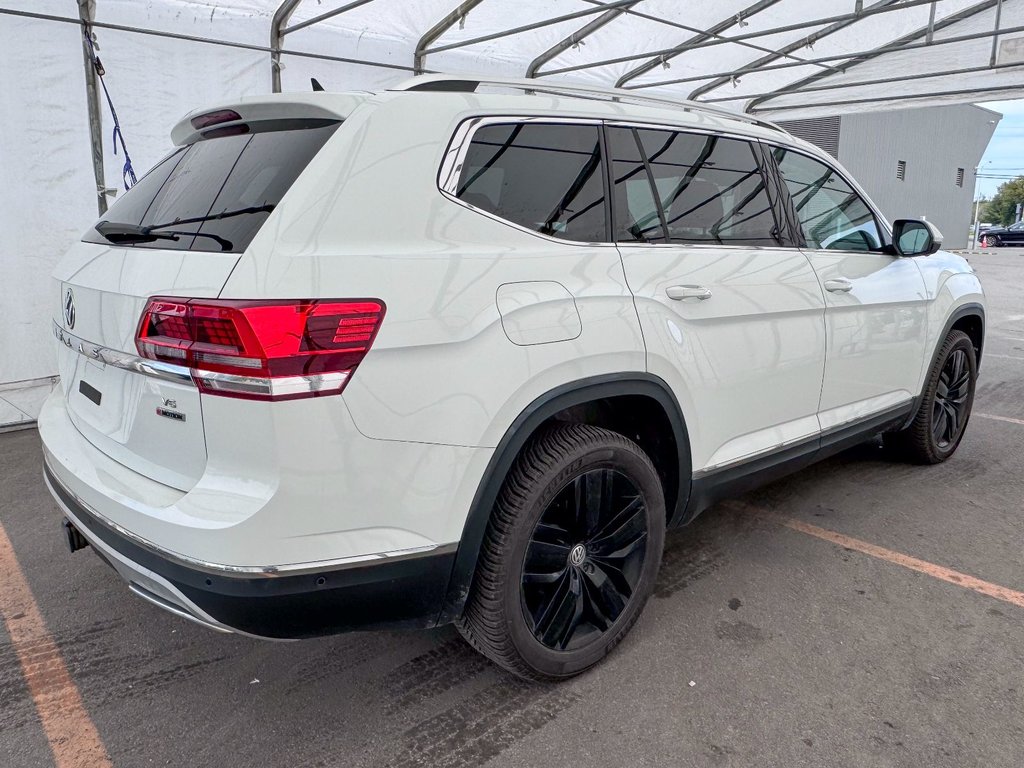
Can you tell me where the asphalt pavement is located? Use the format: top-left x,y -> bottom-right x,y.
2,249 -> 1023,768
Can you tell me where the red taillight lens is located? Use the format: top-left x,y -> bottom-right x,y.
136,297 -> 385,400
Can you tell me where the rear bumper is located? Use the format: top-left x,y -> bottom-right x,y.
44,463 -> 456,639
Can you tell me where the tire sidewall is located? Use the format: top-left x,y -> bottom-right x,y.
500,440 -> 665,679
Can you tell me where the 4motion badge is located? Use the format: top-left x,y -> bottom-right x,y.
156,398 -> 186,422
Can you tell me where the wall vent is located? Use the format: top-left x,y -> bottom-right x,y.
896,160 -> 907,181
956,167 -> 965,187
775,116 -> 842,158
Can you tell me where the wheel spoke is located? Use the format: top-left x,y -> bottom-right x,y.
523,567 -> 567,585
946,399 -> 960,440
533,520 -> 572,546
932,404 -> 948,444
595,529 -> 647,561
534,569 -> 581,649
589,557 -> 636,601
588,496 -> 644,550
952,351 -> 965,384
581,566 -> 626,630
525,539 -> 571,573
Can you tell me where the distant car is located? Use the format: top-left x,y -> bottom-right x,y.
985,221 -> 1024,247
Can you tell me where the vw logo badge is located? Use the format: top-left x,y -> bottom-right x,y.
64,288 -> 76,330
569,544 -> 587,567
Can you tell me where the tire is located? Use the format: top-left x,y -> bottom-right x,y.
986,234 -> 1001,247
457,424 -> 666,681
884,329 -> 977,464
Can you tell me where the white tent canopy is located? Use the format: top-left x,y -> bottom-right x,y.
1,0 -> 1022,404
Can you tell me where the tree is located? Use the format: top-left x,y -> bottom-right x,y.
982,176 -> 1024,226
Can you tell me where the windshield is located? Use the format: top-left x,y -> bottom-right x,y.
85,119 -> 340,254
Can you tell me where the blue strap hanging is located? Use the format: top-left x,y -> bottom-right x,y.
83,26 -> 137,190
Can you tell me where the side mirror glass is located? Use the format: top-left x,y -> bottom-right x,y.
892,219 -> 942,256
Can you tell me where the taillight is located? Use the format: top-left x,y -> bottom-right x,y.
136,297 -> 385,400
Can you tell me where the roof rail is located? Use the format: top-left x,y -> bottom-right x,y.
391,74 -> 789,134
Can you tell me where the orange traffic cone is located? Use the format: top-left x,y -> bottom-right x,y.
980,235 -> 987,249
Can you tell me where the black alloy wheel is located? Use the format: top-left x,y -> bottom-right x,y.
932,347 -> 971,449
521,468 -> 648,652
986,234 -> 1001,247
884,329 -> 977,464
457,424 -> 666,680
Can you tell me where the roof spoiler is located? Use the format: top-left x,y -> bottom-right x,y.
170,94 -> 365,146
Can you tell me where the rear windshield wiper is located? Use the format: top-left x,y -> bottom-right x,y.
94,221 -> 234,252
93,204 -> 275,252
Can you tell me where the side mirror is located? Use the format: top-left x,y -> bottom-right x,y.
892,219 -> 943,256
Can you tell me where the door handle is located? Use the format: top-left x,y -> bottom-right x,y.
666,285 -> 712,301
824,278 -> 853,293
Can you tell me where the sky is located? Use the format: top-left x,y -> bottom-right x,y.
975,99 -> 1024,200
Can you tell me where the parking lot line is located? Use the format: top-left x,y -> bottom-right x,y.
0,522 -> 112,768
724,502 -> 1024,609
975,412 -> 1024,426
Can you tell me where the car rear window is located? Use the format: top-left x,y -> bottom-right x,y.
84,119 -> 340,253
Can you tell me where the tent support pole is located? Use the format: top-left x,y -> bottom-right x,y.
527,1 -> 640,78
272,0 -> 304,92
989,0 -> 1003,66
415,0 -> 485,74
742,0 -> 1000,111
614,0 -> 783,88
77,0 -> 106,215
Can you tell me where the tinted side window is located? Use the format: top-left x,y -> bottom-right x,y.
608,127 -> 664,243
636,129 -> 780,246
456,123 -> 607,242
774,149 -> 882,251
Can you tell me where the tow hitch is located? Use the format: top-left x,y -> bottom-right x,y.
63,519 -> 90,553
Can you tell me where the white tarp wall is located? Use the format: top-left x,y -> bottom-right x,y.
1,0 -> 1023,419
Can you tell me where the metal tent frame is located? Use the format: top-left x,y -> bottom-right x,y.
3,0 -> 1021,216
268,0 -> 1024,112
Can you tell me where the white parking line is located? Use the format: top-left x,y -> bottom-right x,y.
976,412 -> 1024,427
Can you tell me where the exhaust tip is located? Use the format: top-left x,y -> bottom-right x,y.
62,519 -> 90,553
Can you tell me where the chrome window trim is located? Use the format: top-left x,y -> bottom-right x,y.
53,321 -> 194,386
437,114 -> 891,256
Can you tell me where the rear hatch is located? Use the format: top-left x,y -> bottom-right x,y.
54,106 -> 346,490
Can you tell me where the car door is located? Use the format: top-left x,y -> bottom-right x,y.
1007,222 -> 1024,245
768,145 -> 928,430
609,125 -> 826,473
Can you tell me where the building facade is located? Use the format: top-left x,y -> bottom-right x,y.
779,105 -> 1000,249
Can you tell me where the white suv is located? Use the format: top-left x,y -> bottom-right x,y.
40,75 -> 984,680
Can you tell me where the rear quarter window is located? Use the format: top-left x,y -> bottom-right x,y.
455,123 -> 607,243
85,120 -> 340,253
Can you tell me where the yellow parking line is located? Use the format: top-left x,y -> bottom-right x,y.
779,516 -> 1024,608
726,502 -> 1024,610
0,521 -> 112,768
